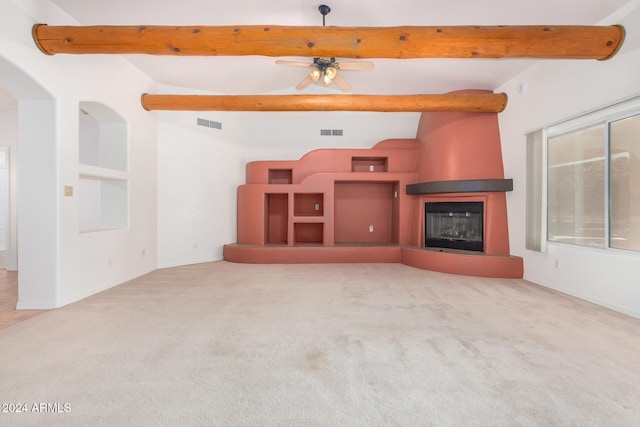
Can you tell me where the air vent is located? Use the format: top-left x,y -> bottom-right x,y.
320,129 -> 343,136
197,118 -> 222,130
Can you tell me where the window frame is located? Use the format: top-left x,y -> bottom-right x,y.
544,95 -> 640,253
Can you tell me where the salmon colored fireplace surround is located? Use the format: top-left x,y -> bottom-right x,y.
224,90 -> 523,278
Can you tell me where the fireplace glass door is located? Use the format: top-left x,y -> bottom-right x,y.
425,202 -> 484,252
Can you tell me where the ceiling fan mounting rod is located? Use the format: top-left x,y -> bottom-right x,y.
33,24 -> 624,60
319,5 -> 330,27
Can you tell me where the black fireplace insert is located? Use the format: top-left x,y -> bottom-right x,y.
425,202 -> 484,252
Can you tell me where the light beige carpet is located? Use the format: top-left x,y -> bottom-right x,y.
0,262 -> 639,426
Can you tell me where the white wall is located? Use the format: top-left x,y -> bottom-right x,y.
243,111 -> 420,160
497,2 -> 640,317
1,0 -> 159,308
157,111 -> 246,267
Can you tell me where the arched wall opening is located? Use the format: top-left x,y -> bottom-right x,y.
0,55 -> 59,309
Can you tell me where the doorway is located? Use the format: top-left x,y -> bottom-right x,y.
1,55 -> 58,309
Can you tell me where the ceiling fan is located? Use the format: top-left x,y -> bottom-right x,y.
275,5 -> 374,91
275,56 -> 373,91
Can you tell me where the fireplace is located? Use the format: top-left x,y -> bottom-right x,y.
425,202 -> 484,252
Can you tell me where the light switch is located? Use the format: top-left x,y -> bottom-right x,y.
64,186 -> 74,197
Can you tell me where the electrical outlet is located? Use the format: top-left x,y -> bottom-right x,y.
369,165 -> 374,172
369,224 -> 374,232
314,203 -> 320,211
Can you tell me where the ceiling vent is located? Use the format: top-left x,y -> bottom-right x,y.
197,117 -> 222,130
320,129 -> 343,136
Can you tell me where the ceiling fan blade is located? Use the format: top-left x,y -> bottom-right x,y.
337,61 -> 375,71
275,59 -> 313,68
295,75 -> 313,90
332,73 -> 352,92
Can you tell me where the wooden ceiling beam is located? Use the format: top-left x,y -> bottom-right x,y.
33,24 -> 624,60
140,93 -> 508,113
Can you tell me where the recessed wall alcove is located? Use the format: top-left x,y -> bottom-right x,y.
334,181 -> 399,244
78,101 -> 129,232
224,90 -> 523,278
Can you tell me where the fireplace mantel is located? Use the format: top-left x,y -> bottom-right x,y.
406,179 -> 513,195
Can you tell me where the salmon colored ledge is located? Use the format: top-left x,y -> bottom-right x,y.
400,246 -> 523,278
223,245 -> 402,265
223,244 -> 524,278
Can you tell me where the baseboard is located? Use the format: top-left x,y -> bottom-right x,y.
16,300 -> 58,310
523,274 -> 640,320
157,257 -> 221,269
54,266 -> 157,308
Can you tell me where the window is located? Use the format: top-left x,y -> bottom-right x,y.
545,98 -> 640,252
610,115 -> 640,251
548,125 -> 605,247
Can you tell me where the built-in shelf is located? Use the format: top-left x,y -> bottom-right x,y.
294,193 -> 323,216
291,216 -> 324,223
352,156 -> 388,172
79,164 -> 128,181
269,169 -> 293,184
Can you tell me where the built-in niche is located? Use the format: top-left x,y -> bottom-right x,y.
352,157 -> 388,172
268,169 -> 292,184
334,181 -> 399,244
294,193 -> 323,216
78,102 -> 128,232
294,223 -> 323,244
264,193 -> 288,244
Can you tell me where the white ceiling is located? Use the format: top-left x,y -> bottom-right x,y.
0,0 -> 632,105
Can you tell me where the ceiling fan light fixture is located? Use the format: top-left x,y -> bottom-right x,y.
320,66 -> 337,85
310,68 -> 322,82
